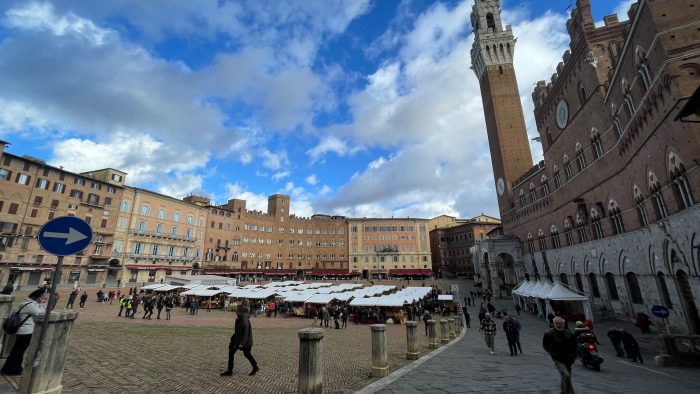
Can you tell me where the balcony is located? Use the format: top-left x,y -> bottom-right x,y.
128,230 -> 196,243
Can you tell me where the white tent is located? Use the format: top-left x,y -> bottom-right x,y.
350,297 -> 380,307
534,282 -> 555,298
375,296 -> 408,307
283,292 -> 316,303
153,284 -> 182,292
544,282 -> 594,322
141,284 -> 165,290
512,281 -> 533,296
305,294 -> 338,305
437,295 -> 454,301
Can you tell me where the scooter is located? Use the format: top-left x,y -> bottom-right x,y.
577,332 -> 603,371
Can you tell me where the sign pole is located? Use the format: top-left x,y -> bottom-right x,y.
26,255 -> 63,393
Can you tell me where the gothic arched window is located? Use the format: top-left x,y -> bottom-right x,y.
626,272 -> 643,304
486,13 -> 496,30
605,272 -> 619,300
668,152 -> 694,210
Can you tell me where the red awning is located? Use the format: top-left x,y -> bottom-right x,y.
389,269 -> 433,276
127,265 -> 192,271
305,270 -> 361,277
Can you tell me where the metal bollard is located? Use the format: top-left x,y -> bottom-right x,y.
371,324 -> 389,377
440,320 -> 449,344
427,320 -> 439,349
298,328 -> 324,394
405,321 -> 419,360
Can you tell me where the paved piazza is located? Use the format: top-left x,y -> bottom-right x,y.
1,280 -> 438,393
2,279 -> 700,393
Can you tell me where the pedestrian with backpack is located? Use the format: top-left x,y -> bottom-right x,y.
1,288 -> 47,376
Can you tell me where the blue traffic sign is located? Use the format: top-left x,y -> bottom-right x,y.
651,305 -> 670,319
38,216 -> 93,256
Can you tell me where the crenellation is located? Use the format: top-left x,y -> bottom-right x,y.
603,14 -> 619,27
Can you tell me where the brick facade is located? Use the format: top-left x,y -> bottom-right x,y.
472,0 -> 700,334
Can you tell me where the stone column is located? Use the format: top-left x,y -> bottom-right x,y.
405,321 -> 419,360
370,324 -> 389,377
440,320 -> 449,344
427,320 -> 438,349
20,309 -> 79,394
448,318 -> 456,339
297,328 -> 324,394
0,294 -> 15,356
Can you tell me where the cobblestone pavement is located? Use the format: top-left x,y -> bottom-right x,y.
0,280 -> 447,393
365,279 -> 700,394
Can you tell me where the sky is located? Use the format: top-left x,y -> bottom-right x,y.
0,0 -> 635,220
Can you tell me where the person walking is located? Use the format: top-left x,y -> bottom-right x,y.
165,298 -> 174,320
479,313 -> 497,355
117,295 -> 126,317
0,288 -> 47,376
620,329 -> 643,363
513,316 -> 523,354
220,301 -> 259,377
124,297 -> 133,318
66,289 -> 78,309
78,291 -> 88,309
607,328 -> 625,357
503,315 -> 519,356
341,307 -> 348,329
156,296 -> 164,319
422,310 -> 432,335
543,317 -> 577,394
462,306 -> 471,328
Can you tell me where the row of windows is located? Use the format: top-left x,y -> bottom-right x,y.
352,225 -> 424,232
561,271 -> 670,308
119,201 -> 201,225
129,242 -> 199,258
0,170 -> 117,196
351,255 -> 429,263
526,169 -> 694,251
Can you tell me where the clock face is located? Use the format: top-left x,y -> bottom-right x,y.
556,100 -> 568,129
497,178 -> 505,196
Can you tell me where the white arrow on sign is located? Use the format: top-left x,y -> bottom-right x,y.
43,227 -> 88,245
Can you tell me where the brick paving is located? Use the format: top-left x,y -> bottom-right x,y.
1,280 -> 451,393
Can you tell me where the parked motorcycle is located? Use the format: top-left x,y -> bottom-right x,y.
577,332 -> 603,371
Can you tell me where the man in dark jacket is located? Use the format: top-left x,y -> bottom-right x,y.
503,315 -> 519,356
221,301 -> 259,376
543,317 -> 577,394
607,328 -> 625,357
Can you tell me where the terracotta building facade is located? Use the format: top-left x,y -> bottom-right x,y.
429,214 -> 500,278
0,141 -> 126,287
471,0 -> 700,334
200,194 -> 350,279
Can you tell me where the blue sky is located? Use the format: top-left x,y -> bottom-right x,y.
0,0 -> 634,219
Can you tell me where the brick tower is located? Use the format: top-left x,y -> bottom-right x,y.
470,0 -> 533,213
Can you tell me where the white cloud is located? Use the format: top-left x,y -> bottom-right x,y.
305,175 -> 318,185
317,0 -> 571,219
307,135 -> 363,164
271,171 -> 290,182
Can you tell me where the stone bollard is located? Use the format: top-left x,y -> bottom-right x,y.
405,321 -> 419,360
297,328 -> 324,394
427,320 -> 439,349
440,320 -> 449,344
371,324 -> 389,377
20,309 -> 79,394
0,294 -> 15,356
448,318 -> 456,339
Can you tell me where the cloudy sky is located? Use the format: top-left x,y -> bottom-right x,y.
0,0 -> 634,219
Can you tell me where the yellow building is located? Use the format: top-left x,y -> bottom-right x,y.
112,187 -> 208,285
348,218 -> 432,279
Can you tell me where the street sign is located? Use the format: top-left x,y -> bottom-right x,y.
651,304 -> 670,319
38,216 -> 93,256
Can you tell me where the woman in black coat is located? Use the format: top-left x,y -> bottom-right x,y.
221,301 -> 258,376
